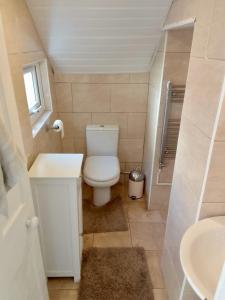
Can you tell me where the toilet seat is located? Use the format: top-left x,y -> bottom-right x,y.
84,156 -> 120,183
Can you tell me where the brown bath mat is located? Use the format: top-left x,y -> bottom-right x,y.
83,196 -> 128,234
78,247 -> 153,300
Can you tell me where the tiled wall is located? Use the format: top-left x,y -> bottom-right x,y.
0,0 -> 62,168
54,73 -> 149,174
161,0 -> 225,299
144,28 -> 193,212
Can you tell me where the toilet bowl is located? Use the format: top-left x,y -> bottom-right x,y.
84,156 -> 120,206
83,125 -> 120,206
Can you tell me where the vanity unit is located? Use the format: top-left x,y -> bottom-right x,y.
29,154 -> 83,282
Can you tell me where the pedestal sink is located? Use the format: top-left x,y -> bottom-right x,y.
180,216 -> 225,300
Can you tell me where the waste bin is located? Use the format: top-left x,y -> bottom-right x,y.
128,169 -> 145,199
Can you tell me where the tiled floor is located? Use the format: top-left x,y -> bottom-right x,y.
48,183 -> 168,300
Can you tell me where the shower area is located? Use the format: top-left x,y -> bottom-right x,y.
158,82 -> 185,183
144,26 -> 194,210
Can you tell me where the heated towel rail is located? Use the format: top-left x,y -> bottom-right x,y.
159,81 -> 185,168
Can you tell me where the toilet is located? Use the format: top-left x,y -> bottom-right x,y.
83,125 -> 120,206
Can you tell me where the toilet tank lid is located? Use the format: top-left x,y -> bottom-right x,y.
86,124 -> 119,131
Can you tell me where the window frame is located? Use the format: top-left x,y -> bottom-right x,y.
23,62 -> 45,125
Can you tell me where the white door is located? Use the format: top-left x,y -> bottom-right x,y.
0,15 -> 48,300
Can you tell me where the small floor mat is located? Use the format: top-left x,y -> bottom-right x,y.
83,196 -> 128,234
78,247 -> 154,300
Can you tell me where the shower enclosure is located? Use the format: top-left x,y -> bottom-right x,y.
143,27 -> 194,210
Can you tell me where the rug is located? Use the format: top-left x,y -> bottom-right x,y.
83,196 -> 128,234
78,247 -> 154,300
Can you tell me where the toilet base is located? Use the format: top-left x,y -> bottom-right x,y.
93,187 -> 111,206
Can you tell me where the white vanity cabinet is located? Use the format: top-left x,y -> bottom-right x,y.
29,154 -> 83,282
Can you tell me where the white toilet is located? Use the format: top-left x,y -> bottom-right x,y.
83,125 -> 120,206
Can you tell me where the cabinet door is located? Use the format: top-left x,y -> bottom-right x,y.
32,180 -> 76,277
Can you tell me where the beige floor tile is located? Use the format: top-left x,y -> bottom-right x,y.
47,278 -> 62,290
83,233 -> 94,249
49,289 -> 78,300
127,202 -> 166,223
145,251 -> 165,288
48,278 -> 79,290
60,278 -> 79,290
130,222 -> 165,251
153,289 -> 168,300
111,182 -> 125,199
93,231 -> 132,247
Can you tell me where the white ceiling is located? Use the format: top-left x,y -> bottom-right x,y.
26,0 -> 172,74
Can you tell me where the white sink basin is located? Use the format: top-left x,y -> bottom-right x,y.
180,216 -> 225,300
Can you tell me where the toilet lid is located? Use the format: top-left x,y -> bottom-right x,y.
84,156 -> 120,182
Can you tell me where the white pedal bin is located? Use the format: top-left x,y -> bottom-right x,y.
128,169 -> 145,199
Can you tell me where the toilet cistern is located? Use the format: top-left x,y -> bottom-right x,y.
83,124 -> 120,206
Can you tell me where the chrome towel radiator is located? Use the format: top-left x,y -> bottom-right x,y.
159,81 -> 185,168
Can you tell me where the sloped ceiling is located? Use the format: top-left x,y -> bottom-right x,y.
26,0 -> 172,73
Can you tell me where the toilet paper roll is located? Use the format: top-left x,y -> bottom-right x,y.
52,119 -> 64,139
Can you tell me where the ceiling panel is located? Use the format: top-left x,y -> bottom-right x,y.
26,0 -> 172,73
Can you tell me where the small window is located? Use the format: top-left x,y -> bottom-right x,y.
23,63 -> 45,125
23,60 -> 52,135
24,66 -> 42,113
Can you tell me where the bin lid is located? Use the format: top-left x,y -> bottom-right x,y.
129,169 -> 145,182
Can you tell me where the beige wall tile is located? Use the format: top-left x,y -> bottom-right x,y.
191,23 -> 210,58
216,91 -> 225,141
166,28 -> 193,53
129,72 -> 150,83
200,202 -> 225,219
62,138 -> 74,153
55,83 -> 72,112
73,113 -> 92,138
92,113 -> 127,138
149,185 -> 171,211
125,162 -> 142,172
55,73 -> 130,83
111,84 -> 148,113
175,116 -> 210,200
203,141 -> 225,203
183,57 -> 225,138
207,0 -> 225,60
1,0 -> 43,54
89,74 -> 130,83
66,73 -> 149,84
127,113 -> 146,139
163,52 -> 190,85
161,246 -> 181,300
72,84 -> 110,112
74,138 -> 86,155
119,139 -> 144,163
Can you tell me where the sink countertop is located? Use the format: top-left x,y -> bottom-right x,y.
29,153 -> 84,179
